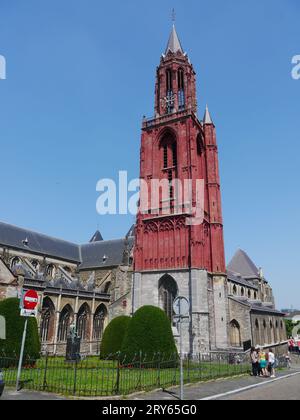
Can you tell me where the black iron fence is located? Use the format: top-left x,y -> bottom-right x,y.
0,350 -> 256,397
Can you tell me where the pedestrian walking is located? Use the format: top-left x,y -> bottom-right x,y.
259,349 -> 269,377
250,347 -> 259,377
268,349 -> 276,378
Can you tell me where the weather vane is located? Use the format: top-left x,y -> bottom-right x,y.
172,8 -> 176,24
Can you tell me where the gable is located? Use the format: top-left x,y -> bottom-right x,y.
227,249 -> 259,278
0,258 -> 15,285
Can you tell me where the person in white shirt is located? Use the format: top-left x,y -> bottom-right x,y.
268,349 -> 276,378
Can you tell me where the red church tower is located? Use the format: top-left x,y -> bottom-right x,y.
133,25 -> 229,353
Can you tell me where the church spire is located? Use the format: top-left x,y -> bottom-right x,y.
165,24 -> 184,55
203,105 -> 213,125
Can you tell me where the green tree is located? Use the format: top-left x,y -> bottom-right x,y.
285,319 -> 300,338
121,306 -> 178,362
0,298 -> 40,361
100,316 -> 131,359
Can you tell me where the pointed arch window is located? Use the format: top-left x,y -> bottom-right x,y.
230,320 -> 241,347
163,145 -> 168,168
76,304 -> 90,340
93,304 -> 108,340
172,142 -> 177,167
159,275 -> 178,322
103,282 -> 112,294
160,133 -> 177,170
166,69 -> 174,114
57,305 -> 73,342
11,257 -> 21,270
46,264 -> 55,278
40,297 -> 55,342
178,68 -> 185,110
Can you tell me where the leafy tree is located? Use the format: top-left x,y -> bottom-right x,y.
285,319 -> 300,338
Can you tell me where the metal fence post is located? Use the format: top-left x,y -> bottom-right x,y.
114,352 -> 120,395
73,358 -> 78,396
138,350 -> 142,391
42,352 -> 49,391
157,352 -> 161,387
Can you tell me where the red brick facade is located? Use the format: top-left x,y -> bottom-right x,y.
134,43 -> 226,274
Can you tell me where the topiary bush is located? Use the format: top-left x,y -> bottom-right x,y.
0,297 -> 41,363
121,306 -> 178,363
100,315 -> 131,359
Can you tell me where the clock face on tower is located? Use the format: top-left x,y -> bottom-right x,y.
160,93 -> 175,113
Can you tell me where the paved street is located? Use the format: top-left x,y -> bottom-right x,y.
220,374 -> 300,400
1,389 -> 66,400
130,366 -> 300,401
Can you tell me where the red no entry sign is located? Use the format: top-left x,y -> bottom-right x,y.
23,290 -> 39,310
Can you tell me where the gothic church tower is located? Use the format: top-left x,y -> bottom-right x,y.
133,25 -> 229,353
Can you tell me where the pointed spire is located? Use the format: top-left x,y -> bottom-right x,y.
165,24 -> 184,55
203,105 -> 213,125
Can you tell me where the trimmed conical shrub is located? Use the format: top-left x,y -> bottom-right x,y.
100,315 -> 131,359
0,297 -> 41,361
121,306 -> 178,362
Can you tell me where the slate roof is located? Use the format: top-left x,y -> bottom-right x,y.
80,237 -> 134,270
203,105 -> 213,125
227,249 -> 260,278
0,221 -> 134,269
227,270 -> 258,290
250,302 -> 285,316
0,221 -> 80,263
229,296 -> 284,316
165,25 -> 184,55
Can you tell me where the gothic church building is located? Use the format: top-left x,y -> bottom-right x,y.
0,26 -> 286,355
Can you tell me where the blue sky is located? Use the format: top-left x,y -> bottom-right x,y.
0,0 -> 299,309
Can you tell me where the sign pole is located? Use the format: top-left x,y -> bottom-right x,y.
179,307 -> 184,401
16,317 -> 28,391
173,296 -> 190,401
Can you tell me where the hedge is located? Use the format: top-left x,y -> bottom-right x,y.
121,306 -> 178,362
100,316 -> 131,359
0,297 -> 41,361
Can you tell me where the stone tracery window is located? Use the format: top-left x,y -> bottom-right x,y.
76,303 -> 90,340
230,320 -> 241,347
93,304 -> 108,340
31,260 -> 39,271
177,68 -> 185,110
159,275 -> 178,322
57,305 -> 73,342
40,297 -> 55,342
11,257 -> 20,270
46,264 -> 55,278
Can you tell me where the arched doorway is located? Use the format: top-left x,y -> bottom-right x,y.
57,305 -> 74,342
40,297 -> 55,343
158,275 -> 178,322
230,320 -> 241,347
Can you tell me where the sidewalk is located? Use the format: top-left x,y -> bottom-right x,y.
129,366 -> 300,400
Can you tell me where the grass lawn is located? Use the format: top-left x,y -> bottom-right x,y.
1,356 -> 250,397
